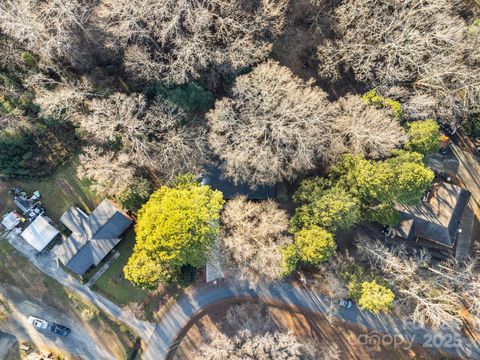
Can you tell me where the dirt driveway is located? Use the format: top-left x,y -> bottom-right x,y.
0,285 -> 115,360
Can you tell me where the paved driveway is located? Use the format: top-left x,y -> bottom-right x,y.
6,233 -> 155,343
143,281 -> 480,360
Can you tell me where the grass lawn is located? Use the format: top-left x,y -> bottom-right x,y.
91,228 -> 149,306
0,160 -> 101,225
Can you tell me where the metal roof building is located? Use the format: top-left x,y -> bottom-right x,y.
1,211 -> 21,231
21,215 -> 59,252
395,182 -> 470,249
201,164 -> 276,200
55,199 -> 132,275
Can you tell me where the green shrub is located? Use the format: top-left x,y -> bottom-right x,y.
17,92 -> 35,110
365,203 -> 401,226
0,94 -> 14,113
21,52 -> 37,67
357,280 -> 395,313
119,325 -> 128,333
280,244 -> 299,276
117,177 -> 154,213
294,226 -> 336,264
463,110 -> 480,138
67,292 -> 99,321
145,82 -> 214,113
0,128 -> 33,177
405,119 -> 440,155
178,264 -> 196,286
362,89 -> 402,118
291,186 -> 361,233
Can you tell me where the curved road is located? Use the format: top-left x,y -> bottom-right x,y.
143,281 -> 480,360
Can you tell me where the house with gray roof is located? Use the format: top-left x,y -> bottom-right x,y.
201,164 -> 276,199
394,182 -> 470,250
55,199 -> 132,276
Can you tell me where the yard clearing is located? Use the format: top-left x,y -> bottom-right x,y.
91,229 -> 149,306
0,160 -> 100,225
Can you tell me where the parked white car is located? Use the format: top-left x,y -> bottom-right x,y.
28,316 -> 49,330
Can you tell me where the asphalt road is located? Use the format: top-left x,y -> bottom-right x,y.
143,281 -> 480,360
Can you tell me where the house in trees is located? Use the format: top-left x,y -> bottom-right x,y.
55,199 -> 132,276
200,164 -> 276,200
394,182 -> 470,255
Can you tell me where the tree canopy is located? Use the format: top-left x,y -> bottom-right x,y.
405,119 -> 441,155
333,152 -> 434,206
294,226 -> 336,265
332,94 -> 406,159
291,186 -> 361,233
220,196 -> 292,284
124,177 -> 224,287
293,151 -> 433,232
102,0 -> 287,84
357,280 -> 395,313
207,60 -> 334,185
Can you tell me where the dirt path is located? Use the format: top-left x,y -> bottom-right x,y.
0,285 -> 115,360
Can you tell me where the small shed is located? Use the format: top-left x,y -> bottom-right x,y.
1,211 -> 21,230
21,215 -> 59,252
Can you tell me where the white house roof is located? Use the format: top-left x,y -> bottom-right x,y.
21,215 -> 59,252
1,211 -> 21,230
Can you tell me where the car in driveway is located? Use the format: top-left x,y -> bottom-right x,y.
50,323 -> 71,336
339,299 -> 353,308
28,316 -> 49,330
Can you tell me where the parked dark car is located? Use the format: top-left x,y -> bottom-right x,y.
381,225 -> 396,239
339,299 -> 353,308
433,169 -> 452,182
50,323 -> 71,336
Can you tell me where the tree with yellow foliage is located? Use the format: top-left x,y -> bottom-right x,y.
124,175 -> 224,288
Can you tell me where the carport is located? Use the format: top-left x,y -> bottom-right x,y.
21,215 -> 59,252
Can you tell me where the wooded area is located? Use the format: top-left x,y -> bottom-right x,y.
1,0 -> 479,354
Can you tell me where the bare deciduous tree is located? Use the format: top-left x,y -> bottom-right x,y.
100,0 -> 287,83
332,95 -> 407,159
24,73 -> 93,121
0,0 -> 96,67
194,303 -> 327,360
220,196 -> 292,284
317,0 -> 480,121
317,0 -> 466,84
123,302 -> 146,320
83,93 -> 208,182
208,60 -> 334,185
77,146 -> 136,196
355,237 -> 480,329
415,36 -> 480,121
402,93 -> 439,121
0,38 -> 28,72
